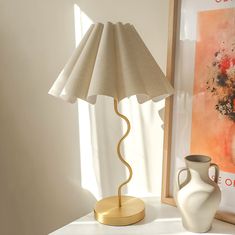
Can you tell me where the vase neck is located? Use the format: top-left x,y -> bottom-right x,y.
186,161 -> 211,181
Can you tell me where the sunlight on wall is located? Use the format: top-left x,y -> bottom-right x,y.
74,4 -> 101,199
73,5 -> 165,198
121,98 -> 165,196
74,4 -> 93,46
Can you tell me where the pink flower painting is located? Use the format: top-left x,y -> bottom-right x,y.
191,7 -> 235,173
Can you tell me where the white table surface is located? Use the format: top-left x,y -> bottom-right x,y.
49,197 -> 235,235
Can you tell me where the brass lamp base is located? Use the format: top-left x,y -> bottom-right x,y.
94,196 -> 145,226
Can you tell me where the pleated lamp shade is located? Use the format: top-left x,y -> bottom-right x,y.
48,22 -> 173,103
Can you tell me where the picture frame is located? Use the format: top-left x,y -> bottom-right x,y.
161,0 -> 235,224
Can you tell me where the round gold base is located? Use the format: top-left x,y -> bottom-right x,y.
94,196 -> 145,226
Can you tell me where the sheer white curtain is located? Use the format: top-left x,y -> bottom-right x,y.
74,5 -> 165,200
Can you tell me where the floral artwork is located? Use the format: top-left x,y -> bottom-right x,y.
206,42 -> 235,121
191,7 -> 235,174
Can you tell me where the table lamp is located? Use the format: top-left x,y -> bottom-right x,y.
49,22 -> 173,226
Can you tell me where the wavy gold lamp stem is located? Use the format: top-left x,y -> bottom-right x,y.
113,98 -> 133,207
93,98 -> 145,225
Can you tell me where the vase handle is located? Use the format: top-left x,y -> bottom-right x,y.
177,167 -> 188,190
210,163 -> 219,184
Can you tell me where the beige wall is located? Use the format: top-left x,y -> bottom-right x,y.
0,0 -> 169,234
0,1 -> 96,235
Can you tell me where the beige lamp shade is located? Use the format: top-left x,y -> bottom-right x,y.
48,22 -> 173,104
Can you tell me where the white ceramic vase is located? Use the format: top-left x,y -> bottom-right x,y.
175,155 -> 221,233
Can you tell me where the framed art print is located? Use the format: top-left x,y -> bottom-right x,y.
162,0 -> 235,224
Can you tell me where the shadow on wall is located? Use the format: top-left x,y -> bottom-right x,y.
0,0 -> 96,235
